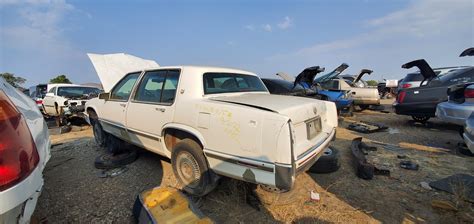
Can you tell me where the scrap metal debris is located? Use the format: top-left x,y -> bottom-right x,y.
429,174 -> 474,202
420,182 -> 432,190
400,161 -> 419,170
98,166 -> 128,178
351,137 -> 390,180
347,121 -> 388,134
431,200 -> 458,211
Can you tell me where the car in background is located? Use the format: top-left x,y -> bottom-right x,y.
436,83 -> 474,126
319,67 -> 380,109
462,112 -> 474,156
394,59 -> 474,122
28,84 -> 48,113
398,66 -> 469,90
42,84 -> 102,120
275,65 -> 354,113
0,78 -> 50,223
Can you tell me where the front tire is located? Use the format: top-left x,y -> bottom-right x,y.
89,111 -> 107,147
171,139 -> 217,196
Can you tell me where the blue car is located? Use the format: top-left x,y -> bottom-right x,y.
270,65 -> 353,114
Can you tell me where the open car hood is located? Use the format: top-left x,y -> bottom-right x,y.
353,69 -> 373,84
293,66 -> 325,87
314,63 -> 349,84
402,59 -> 436,80
460,47 -> 474,57
87,53 -> 159,92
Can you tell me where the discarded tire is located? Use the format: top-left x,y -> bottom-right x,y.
308,147 -> 340,174
255,182 -> 303,206
95,150 -> 138,169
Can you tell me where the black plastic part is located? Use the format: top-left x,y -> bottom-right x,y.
308,147 -> 340,174
95,150 -> 138,169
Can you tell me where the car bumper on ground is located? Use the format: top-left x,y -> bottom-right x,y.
436,102 -> 474,126
0,166 -> 44,224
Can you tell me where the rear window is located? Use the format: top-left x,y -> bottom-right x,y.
203,73 -> 267,94
403,73 -> 425,82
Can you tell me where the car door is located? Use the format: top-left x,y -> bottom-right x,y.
42,87 -> 57,115
126,70 -> 180,154
100,72 -> 141,139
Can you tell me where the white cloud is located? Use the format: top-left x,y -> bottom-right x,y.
244,24 -> 255,31
265,0 -> 474,80
277,16 -> 292,30
263,24 -> 272,32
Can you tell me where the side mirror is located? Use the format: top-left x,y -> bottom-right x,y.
98,92 -> 110,100
46,92 -> 54,97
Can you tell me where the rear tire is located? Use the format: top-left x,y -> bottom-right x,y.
412,115 -> 430,123
359,105 -> 369,111
171,139 -> 217,196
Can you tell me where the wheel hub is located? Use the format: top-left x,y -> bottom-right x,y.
177,152 -> 200,187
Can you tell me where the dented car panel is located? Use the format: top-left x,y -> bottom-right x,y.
86,54 -> 338,191
463,112 -> 474,154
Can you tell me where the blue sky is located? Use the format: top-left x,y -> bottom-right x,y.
1,0 -> 473,87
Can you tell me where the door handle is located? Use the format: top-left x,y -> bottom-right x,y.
155,108 -> 166,112
119,103 -> 126,107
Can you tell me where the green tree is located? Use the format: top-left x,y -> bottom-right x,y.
50,75 -> 72,84
0,72 -> 26,88
366,80 -> 378,86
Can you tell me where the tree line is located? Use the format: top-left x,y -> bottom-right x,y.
0,73 -> 72,88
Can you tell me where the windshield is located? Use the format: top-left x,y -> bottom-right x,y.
438,67 -> 473,82
57,86 -> 102,98
203,73 -> 268,94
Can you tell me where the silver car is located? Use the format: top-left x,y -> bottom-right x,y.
463,112 -> 474,155
436,83 -> 474,126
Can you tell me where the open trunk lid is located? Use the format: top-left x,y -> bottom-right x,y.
353,69 -> 373,84
402,59 -> 436,80
314,63 -> 349,84
87,53 -> 160,92
293,66 -> 325,87
276,72 -> 295,82
460,47 -> 474,57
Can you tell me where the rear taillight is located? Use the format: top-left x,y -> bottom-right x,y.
464,89 -> 474,98
35,99 -> 42,105
397,91 -> 406,103
0,90 -> 39,191
401,83 -> 412,88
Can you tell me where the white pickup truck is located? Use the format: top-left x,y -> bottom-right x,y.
85,53 -> 338,196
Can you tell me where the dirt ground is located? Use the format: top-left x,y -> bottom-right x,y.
33,99 -> 474,223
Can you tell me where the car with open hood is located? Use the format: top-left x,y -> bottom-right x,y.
394,56 -> 474,122
85,53 -> 338,196
42,84 -> 102,121
0,77 -> 51,223
319,66 -> 380,108
274,65 -> 353,113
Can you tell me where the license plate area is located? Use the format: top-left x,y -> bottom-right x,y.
306,116 -> 322,140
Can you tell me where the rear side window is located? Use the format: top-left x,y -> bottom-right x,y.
134,70 -> 180,104
48,87 -> 56,94
203,73 -> 267,94
110,72 -> 141,100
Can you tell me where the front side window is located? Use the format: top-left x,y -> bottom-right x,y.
134,70 -> 180,104
203,73 -> 267,94
110,72 -> 141,100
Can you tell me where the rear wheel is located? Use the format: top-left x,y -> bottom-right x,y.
359,105 -> 369,110
171,139 -> 217,196
412,115 -> 430,123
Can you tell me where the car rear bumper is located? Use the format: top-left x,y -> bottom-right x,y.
0,166 -> 44,223
354,98 -> 380,105
436,102 -> 474,126
393,102 -> 435,117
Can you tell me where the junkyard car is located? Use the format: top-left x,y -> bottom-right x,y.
276,65 -> 353,113
398,67 -> 468,90
0,78 -> 51,223
320,68 -> 380,108
28,84 -> 47,113
436,83 -> 474,126
42,84 -> 102,119
394,59 -> 474,122
85,53 -> 338,196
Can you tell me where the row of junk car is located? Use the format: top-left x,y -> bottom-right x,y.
0,47 -> 473,223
